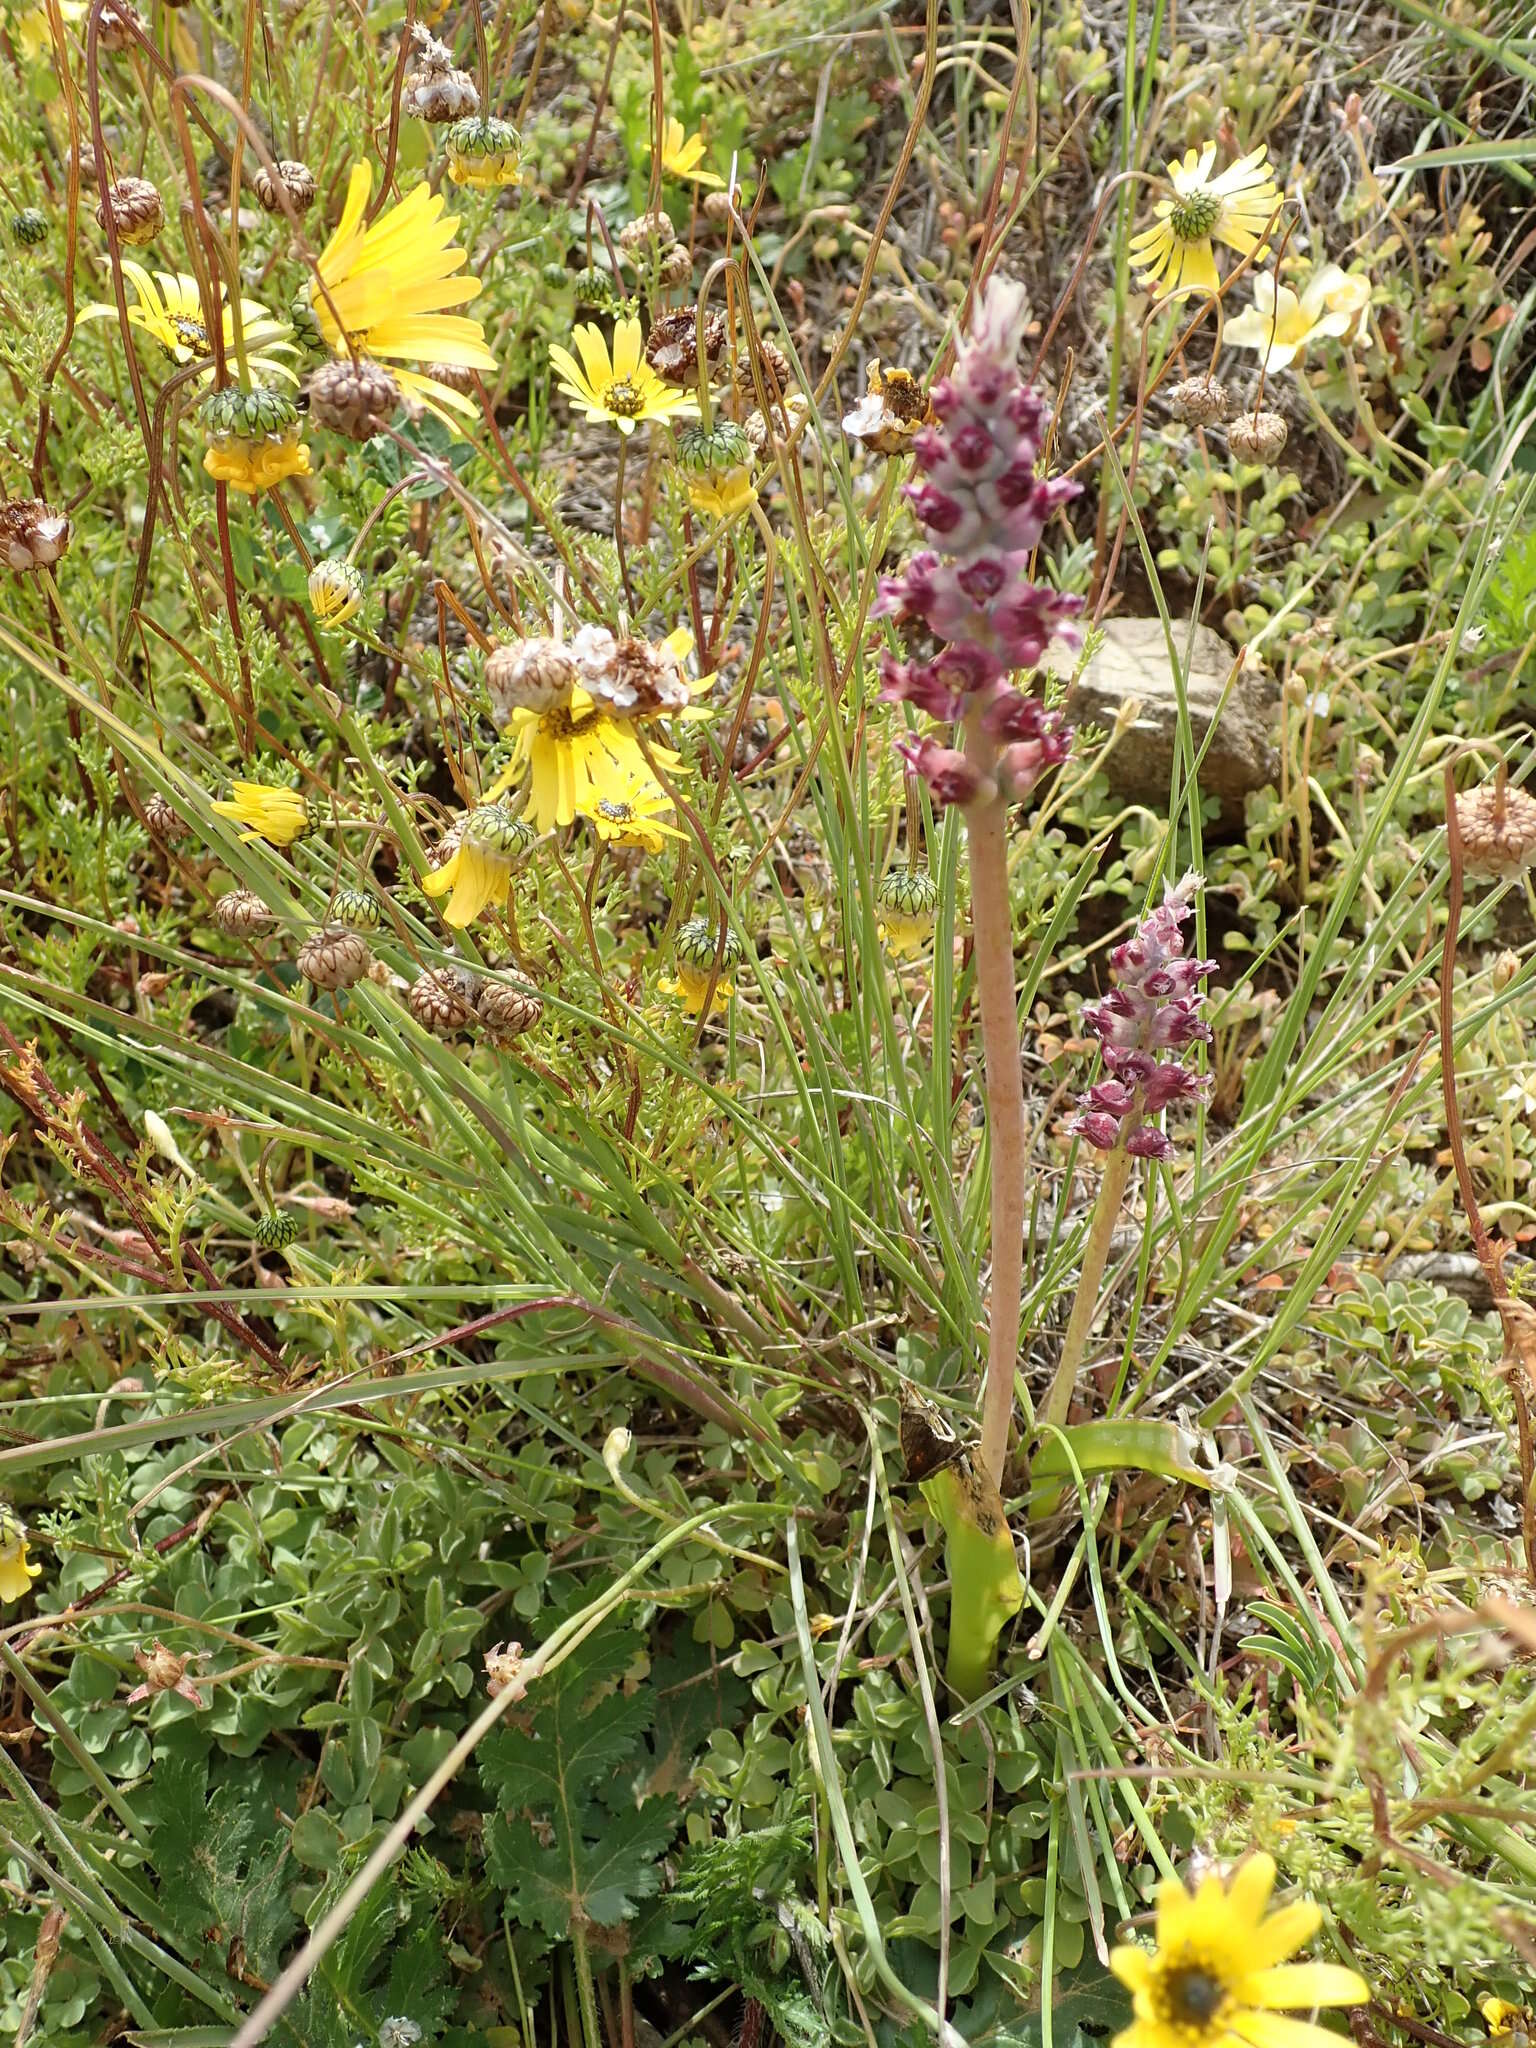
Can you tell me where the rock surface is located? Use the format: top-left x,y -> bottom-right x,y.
1061,616 -> 1279,821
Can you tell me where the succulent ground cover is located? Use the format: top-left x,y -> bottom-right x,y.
2,3 -> 1536,2047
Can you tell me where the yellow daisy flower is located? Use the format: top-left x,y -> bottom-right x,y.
496,688 -> 683,834
210,780 -> 309,845
1110,1853 -> 1367,2048
421,801 -> 527,927
314,162 -> 497,432
590,788 -> 685,853
1225,264 -> 1371,372
548,318 -> 700,435
1130,144 -> 1281,299
80,264 -> 296,381
14,0 -> 83,60
0,1507 -> 41,1604
658,116 -> 725,188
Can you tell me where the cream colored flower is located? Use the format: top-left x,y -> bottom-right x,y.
1225,264 -> 1371,371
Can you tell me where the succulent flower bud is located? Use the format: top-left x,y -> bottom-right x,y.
330,886 -> 383,931
11,208 -> 48,246
477,977 -> 543,1041
444,114 -> 522,188
674,418 -> 752,478
409,965 -> 479,1035
308,557 -> 364,626
252,158 -> 317,214
214,887 -> 277,935
1456,781 -> 1536,881
305,357 -> 400,439
876,865 -> 940,959
1167,373 -> 1229,427
1226,409 -> 1289,464
199,385 -> 309,493
485,635 -> 579,718
255,1212 -> 301,1249
299,925 -> 372,990
0,496 -> 70,574
96,175 -> 162,244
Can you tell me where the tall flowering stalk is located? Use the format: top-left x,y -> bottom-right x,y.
1041,876 -> 1215,1430
879,278 -> 1082,1488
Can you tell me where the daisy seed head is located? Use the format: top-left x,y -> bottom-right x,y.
252,158 -> 317,214
143,793 -> 181,839
655,241 -> 693,288
1226,409 -> 1289,464
619,210 -> 673,252
96,175 -> 162,245
1167,373 -> 1229,427
408,965 -> 479,1035
674,418 -> 753,478
477,978 -> 544,1041
97,0 -> 142,50
214,887 -> 277,935
486,636 -> 580,718
645,307 -> 726,385
0,496 -> 71,574
1456,782 -> 1536,881
305,357 -> 400,439
298,925 -> 372,990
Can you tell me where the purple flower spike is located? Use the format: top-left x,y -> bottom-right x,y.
1071,875 -> 1215,1159
881,276 -> 1083,811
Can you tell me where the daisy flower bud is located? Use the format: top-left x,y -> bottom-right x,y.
444,115 -> 523,188
876,865 -> 940,959
308,557 -> 364,626
199,386 -> 310,494
330,886 -> 382,931
11,208 -> 48,247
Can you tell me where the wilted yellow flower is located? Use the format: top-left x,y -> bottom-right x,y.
80,264 -> 296,381
876,866 -> 939,959
421,801 -> 525,926
1225,264 -> 1371,371
444,114 -> 522,189
314,163 -> 496,431
0,1506 -> 41,1604
1130,144 -> 1281,299
841,361 -> 933,455
548,318 -> 699,435
1109,1853 -> 1368,2048
210,780 -> 309,845
308,558 -> 364,626
657,116 -> 724,188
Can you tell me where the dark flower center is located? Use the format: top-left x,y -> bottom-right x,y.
1168,189 -> 1222,243
1157,1962 -> 1231,2031
604,377 -> 645,417
172,315 -> 210,353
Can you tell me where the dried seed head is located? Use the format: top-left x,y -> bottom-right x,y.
143,793 -> 181,839
299,925 -> 372,990
11,208 -> 48,247
330,886 -> 383,931
744,335 -> 791,395
702,189 -> 734,225
574,624 -> 691,716
425,361 -> 479,394
131,1640 -> 191,1692
305,357 -> 400,439
96,175 -> 162,245
645,308 -> 726,386
842,360 -> 933,455
213,887 -> 275,935
97,0 -> 142,49
744,392 -> 811,456
486,635 -> 580,719
68,141 -> 101,186
1493,948 -> 1521,991
408,965 -> 479,1035
252,158 -> 317,214
477,978 -> 543,1041
484,1640 -> 524,1696
1167,373 -> 1229,427
1226,409 -> 1289,464
618,209 -> 672,252
255,1212 -> 301,1250
655,241 -> 693,289
403,28 -> 480,124
0,496 -> 71,574
1456,782 -> 1536,881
